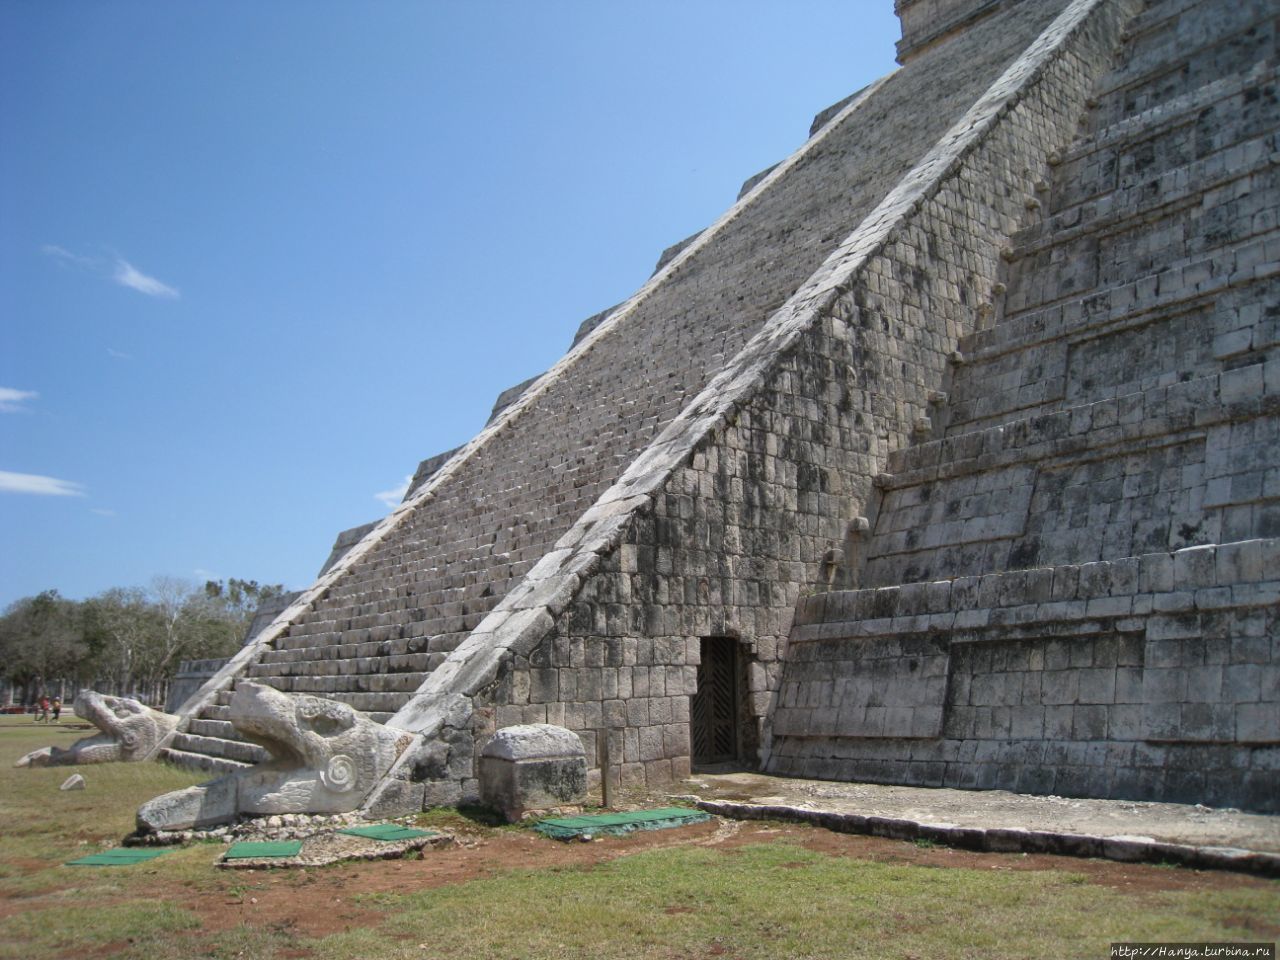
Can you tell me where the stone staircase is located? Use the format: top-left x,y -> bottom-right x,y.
160,0 -> 1072,776
768,0 -> 1280,809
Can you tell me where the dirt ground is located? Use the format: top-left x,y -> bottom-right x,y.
682,772 -> 1280,853
121,818 -> 1279,946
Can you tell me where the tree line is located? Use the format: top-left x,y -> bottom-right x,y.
0,577 -> 286,708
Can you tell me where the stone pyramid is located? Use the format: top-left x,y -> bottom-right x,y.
157,0 -> 1278,815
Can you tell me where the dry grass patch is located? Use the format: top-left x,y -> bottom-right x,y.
2,717 -> 1276,960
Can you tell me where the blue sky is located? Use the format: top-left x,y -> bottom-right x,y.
0,2 -> 901,608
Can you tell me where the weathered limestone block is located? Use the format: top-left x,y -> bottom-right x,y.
479,724 -> 587,822
136,682 -> 415,832
14,690 -> 178,767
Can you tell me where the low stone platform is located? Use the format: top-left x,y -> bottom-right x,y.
681,772 -> 1280,876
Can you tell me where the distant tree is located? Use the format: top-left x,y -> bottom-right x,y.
0,590 -> 90,699
202,578 -> 286,649
130,577 -> 267,693
142,576 -> 200,689
81,586 -> 161,696
203,578 -> 286,623
1,576 -> 287,703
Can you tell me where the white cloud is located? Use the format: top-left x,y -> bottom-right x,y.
374,475 -> 413,509
41,244 -> 96,269
107,348 -> 132,360
112,259 -> 179,299
91,507 -> 117,517
0,387 -> 37,413
0,470 -> 86,497
41,244 -> 180,300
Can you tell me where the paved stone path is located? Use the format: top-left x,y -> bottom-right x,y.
681,772 -> 1280,873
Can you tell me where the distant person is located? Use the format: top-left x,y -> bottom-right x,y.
51,697 -> 62,722
37,695 -> 50,722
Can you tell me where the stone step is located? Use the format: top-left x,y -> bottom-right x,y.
1010,117 -> 1275,270
866,365 -> 1278,586
301,582 -> 501,621
278,606 -> 494,651
999,153 -> 1276,323
322,691 -> 414,713
171,731 -> 269,765
260,634 -> 456,664
278,611 -> 482,650
890,364 -> 1273,482
244,670 -> 430,696
958,241 -> 1278,370
945,251 -> 1278,434
316,524 -> 553,581
1085,0 -> 1277,131
261,637 -> 391,663
187,717 -> 243,741
797,538 -> 1278,630
242,672 -> 428,695
1049,60 -> 1277,215
158,746 -> 251,777
296,545 -> 537,610
250,651 -> 437,676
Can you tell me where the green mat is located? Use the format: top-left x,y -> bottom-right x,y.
67,847 -> 174,866
338,823 -> 437,842
534,807 -> 711,840
224,840 -> 304,860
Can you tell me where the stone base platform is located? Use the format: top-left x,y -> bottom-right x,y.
681,772 -> 1280,876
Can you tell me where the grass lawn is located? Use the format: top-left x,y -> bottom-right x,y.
1,716 -> 1276,959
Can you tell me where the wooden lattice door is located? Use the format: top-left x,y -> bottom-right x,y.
691,637 -> 739,765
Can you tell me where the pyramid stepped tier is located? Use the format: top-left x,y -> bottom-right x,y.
154,0 -> 1275,815
777,537 -> 1277,806
164,0 -> 1076,772
768,0 -> 1280,810
944,5 -> 1278,433
864,362 -> 1276,586
859,0 -> 1280,587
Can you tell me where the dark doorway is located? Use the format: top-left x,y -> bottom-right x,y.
691,636 -> 744,767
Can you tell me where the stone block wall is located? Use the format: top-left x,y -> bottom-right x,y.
863,380 -> 1280,585
895,0 -> 1010,64
166,0 -> 1276,820
166,658 -> 230,714
279,0 -> 1069,671
774,540 -> 1279,810
366,0 -> 1137,809
767,0 -> 1280,812
165,0 -> 1084,775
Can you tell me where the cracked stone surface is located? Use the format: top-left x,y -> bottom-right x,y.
683,772 -> 1280,853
